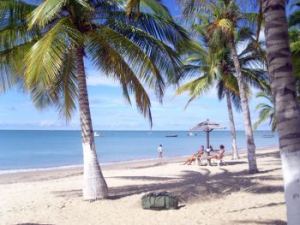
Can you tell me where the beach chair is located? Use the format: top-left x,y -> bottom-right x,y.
184,151 -> 204,165
206,150 -> 225,166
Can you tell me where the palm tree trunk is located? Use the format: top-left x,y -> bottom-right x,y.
76,47 -> 108,200
263,1 -> 300,224
229,41 -> 258,173
226,91 -> 239,160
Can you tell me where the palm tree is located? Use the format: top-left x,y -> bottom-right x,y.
262,0 -> 300,224
177,36 -> 267,160
180,0 -> 261,173
254,91 -> 276,132
1,0 -> 189,200
177,44 -> 241,159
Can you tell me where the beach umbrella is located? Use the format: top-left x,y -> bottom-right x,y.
190,119 -> 224,149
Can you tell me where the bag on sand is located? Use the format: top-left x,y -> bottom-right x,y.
141,192 -> 179,210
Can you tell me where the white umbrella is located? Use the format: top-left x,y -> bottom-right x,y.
190,119 -> 224,149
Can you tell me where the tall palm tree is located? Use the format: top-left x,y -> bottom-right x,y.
1,0 -> 189,200
180,0 -> 261,173
177,37 -> 267,160
254,91 -> 276,132
262,0 -> 300,224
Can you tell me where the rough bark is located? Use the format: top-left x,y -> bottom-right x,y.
76,48 -> 108,200
226,91 -> 239,160
229,41 -> 258,173
263,1 -> 300,224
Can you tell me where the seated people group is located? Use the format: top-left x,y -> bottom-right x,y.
184,144 -> 225,166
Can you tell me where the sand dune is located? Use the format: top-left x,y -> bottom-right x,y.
0,148 -> 286,225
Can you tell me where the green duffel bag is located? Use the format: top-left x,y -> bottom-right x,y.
141,192 -> 179,210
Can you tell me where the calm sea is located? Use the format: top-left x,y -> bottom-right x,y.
0,130 -> 278,170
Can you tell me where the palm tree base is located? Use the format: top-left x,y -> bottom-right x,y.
248,168 -> 259,174
82,143 -> 109,200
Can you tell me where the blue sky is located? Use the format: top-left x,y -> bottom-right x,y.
0,0 -> 270,130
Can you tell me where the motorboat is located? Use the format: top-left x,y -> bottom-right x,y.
165,134 -> 178,138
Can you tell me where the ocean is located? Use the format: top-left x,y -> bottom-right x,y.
0,130 -> 278,170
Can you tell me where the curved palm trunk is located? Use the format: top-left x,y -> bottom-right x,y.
263,1 -> 300,224
76,48 -> 108,200
230,41 -> 258,173
226,92 -> 239,160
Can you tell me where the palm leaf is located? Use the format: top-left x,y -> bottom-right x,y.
25,17 -> 82,86
86,32 -> 153,125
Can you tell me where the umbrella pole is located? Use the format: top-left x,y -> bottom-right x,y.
206,131 -> 209,149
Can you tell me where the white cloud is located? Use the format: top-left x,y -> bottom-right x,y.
86,69 -> 119,87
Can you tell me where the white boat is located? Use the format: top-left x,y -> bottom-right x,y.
94,132 -> 100,137
188,132 -> 195,136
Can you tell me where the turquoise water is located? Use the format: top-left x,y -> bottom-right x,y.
0,130 -> 278,170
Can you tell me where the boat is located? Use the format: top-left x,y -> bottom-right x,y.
165,134 -> 178,138
94,132 -> 100,137
188,132 -> 195,136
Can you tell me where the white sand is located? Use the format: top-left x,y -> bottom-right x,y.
0,148 -> 286,225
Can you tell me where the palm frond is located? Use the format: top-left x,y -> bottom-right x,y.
30,50 -> 78,121
28,0 -> 92,29
0,0 -> 37,91
86,32 -> 153,125
25,17 -> 82,86
106,20 -> 183,83
177,75 -> 212,102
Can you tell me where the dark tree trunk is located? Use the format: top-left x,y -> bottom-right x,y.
263,1 -> 300,223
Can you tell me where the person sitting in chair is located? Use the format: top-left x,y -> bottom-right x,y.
183,146 -> 204,165
207,144 -> 225,166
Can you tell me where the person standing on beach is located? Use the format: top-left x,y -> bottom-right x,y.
157,144 -> 163,158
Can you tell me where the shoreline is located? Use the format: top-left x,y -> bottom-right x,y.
0,146 -> 279,185
0,145 -> 278,175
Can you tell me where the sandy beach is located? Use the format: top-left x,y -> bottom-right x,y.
0,147 -> 286,225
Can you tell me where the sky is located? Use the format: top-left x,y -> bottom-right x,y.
0,0 -> 270,131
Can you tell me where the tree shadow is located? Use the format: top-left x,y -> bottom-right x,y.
51,151 -> 284,205
107,176 -> 178,181
16,223 -> 54,225
224,161 -> 248,166
52,166 -> 283,203
233,219 -> 286,225
129,162 -> 168,169
228,201 -> 285,213
255,151 -> 280,159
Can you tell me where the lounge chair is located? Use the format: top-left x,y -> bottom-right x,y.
183,151 -> 204,165
206,148 -> 225,166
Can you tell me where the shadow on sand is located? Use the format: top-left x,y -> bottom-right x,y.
52,161 -> 283,204
233,219 -> 286,225
16,223 -> 54,225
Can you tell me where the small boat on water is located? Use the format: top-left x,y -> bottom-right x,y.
165,134 -> 178,138
188,132 -> 195,136
94,132 -> 100,137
